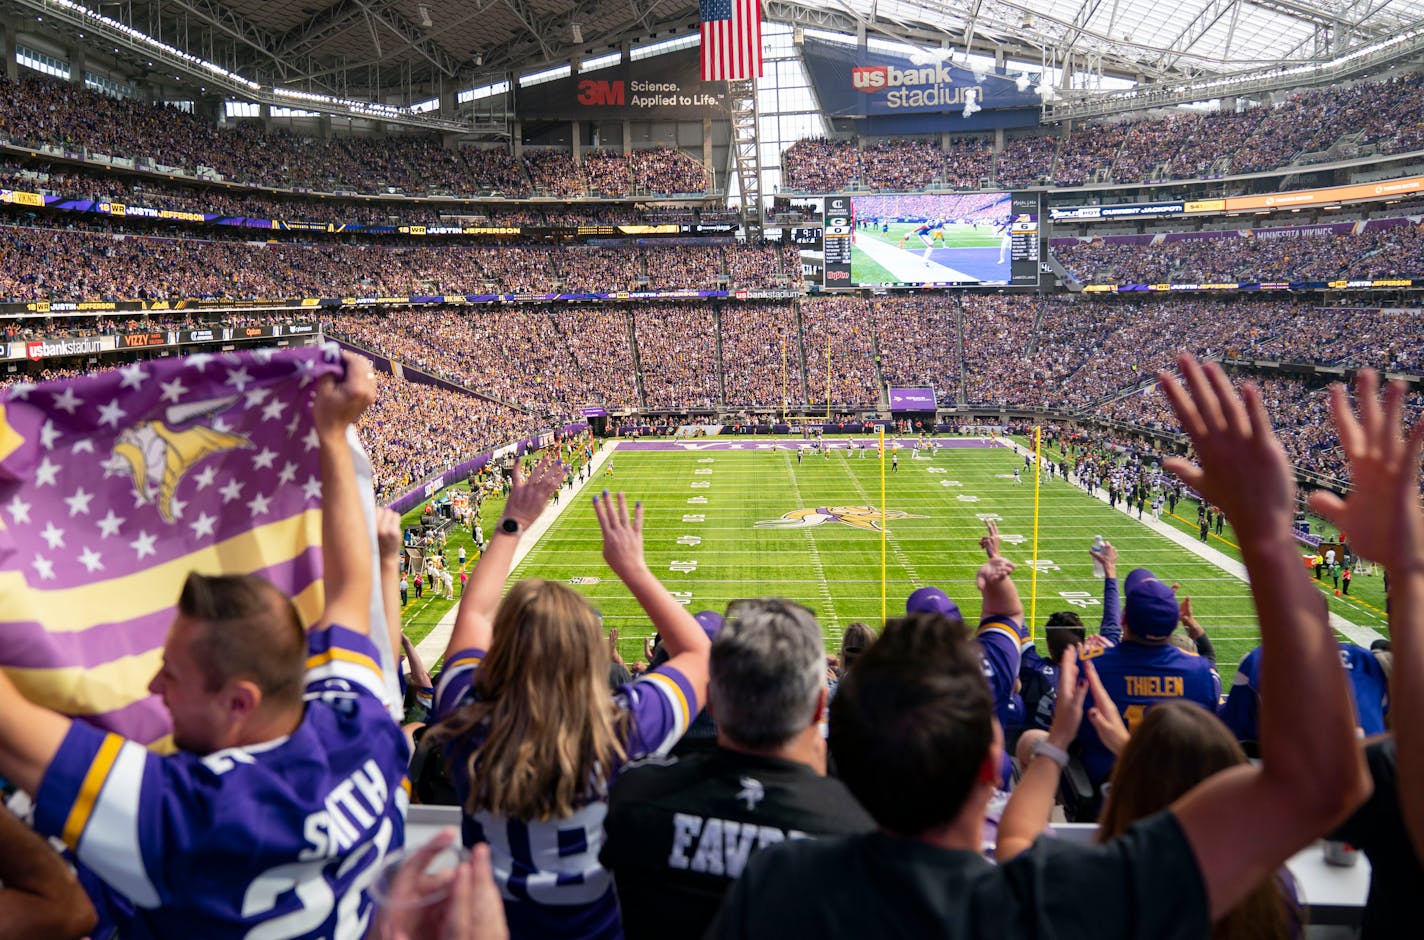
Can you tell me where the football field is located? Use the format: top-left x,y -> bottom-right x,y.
401,437 -> 1389,687
496,439 -> 1388,684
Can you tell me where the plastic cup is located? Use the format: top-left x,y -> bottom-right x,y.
368,841 -> 470,916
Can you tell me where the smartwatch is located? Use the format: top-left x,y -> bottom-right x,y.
499,517 -> 521,536
1030,740 -> 1070,770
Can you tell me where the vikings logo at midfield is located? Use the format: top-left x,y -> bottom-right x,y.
755,506 -> 925,531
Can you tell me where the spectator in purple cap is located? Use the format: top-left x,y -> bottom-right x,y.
1072,567 -> 1221,813
602,598 -> 873,939
694,609 -> 725,640
905,521 -> 1028,763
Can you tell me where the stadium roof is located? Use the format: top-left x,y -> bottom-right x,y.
10,0 -> 1424,110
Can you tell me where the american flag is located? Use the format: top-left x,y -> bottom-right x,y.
700,0 -> 762,82
0,346 -> 347,748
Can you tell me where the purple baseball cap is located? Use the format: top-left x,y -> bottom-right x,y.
1123,568 -> 1179,639
694,609 -> 725,640
906,586 -> 963,622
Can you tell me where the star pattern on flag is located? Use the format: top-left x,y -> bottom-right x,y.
129,530 -> 157,559
190,513 -> 217,539
39,420 -> 60,450
118,363 -> 149,390
34,457 -> 60,487
78,547 -> 104,573
32,556 -> 55,580
97,399 -> 127,429
39,521 -> 64,549
97,510 -> 125,538
193,466 -> 218,490
159,377 -> 188,404
252,448 -> 278,470
219,479 -> 245,503
65,487 -> 95,516
247,492 -> 273,516
52,387 -> 81,415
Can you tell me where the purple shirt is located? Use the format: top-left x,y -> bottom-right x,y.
34,626 -> 410,939
436,648 -> 698,940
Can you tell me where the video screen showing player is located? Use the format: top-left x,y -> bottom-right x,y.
849,192 -> 1014,286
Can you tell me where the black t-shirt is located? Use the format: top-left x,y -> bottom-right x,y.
707,810 -> 1209,940
601,747 -> 876,940
1330,737 -> 1423,939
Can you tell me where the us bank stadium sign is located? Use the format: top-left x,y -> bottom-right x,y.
799,37 -> 1040,116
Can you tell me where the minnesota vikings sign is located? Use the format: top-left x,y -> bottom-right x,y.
755,506 -> 925,531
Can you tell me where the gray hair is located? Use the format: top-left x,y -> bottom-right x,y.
709,598 -> 826,749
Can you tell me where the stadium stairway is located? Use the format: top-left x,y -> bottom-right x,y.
413,439 -> 619,662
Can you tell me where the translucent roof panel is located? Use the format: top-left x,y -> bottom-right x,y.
831,0 -> 1424,80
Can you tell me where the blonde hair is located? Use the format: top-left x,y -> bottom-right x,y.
434,579 -> 627,820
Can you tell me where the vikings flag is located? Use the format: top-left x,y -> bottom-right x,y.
0,345 -> 345,749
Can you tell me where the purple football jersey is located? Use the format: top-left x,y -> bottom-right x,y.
436,648 -> 698,939
34,626 -> 410,939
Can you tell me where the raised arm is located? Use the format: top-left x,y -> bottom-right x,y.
443,453 -> 566,661
1160,356 -> 1370,921
977,520 -> 1024,622
1307,368 -> 1424,864
1094,540 -> 1122,643
594,491 -> 710,703
0,808 -> 96,940
312,352 -> 378,635
998,646 -> 1085,860
375,507 -> 405,665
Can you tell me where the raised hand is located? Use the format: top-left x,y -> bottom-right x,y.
501,453 -> 567,531
976,555 -> 1016,592
1083,659 -> 1130,756
594,491 -> 648,581
980,519 -> 1002,558
1307,369 -> 1424,574
314,350 -> 377,435
1158,356 -> 1295,540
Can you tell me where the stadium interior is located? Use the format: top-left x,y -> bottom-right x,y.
1,0 -> 1423,934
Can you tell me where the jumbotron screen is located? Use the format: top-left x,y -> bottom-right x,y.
813,192 -> 1040,289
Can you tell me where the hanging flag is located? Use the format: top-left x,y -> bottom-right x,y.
700,0 -> 763,82
0,345 -> 345,749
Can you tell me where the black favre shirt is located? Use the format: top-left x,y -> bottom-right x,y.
601,747 -> 876,940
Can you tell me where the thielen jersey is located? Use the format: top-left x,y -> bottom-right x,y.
34,626 -> 410,940
1075,640 -> 1221,788
436,648 -> 698,940
1219,642 -> 1388,742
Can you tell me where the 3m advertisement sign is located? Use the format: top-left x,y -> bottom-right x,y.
800,38 -> 1039,117
517,48 -> 727,120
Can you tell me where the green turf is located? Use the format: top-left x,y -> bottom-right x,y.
850,222 -> 1002,285
402,437 -> 1385,686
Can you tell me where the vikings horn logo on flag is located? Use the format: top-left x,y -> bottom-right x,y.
0,346 -> 344,749
755,506 -> 926,531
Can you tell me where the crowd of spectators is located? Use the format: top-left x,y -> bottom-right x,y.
0,75 -> 715,199
719,302 -> 805,406
873,294 -> 961,395
800,295 -> 880,406
781,70 -> 1424,192
1053,220 -> 1424,285
632,304 -> 721,409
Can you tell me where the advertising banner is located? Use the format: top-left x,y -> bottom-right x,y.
517,48 -> 726,120
582,405 -> 610,418
889,387 -> 937,411
799,38 -> 1038,118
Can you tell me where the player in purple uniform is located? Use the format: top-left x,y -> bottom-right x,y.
0,354 -> 412,939
430,466 -> 711,940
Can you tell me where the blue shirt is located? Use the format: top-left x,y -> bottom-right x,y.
1076,639 -> 1221,788
1220,642 -> 1388,743
35,626 -> 409,940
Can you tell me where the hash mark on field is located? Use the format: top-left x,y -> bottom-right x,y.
782,451 -> 838,625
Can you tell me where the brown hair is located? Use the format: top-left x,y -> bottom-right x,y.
434,579 -> 627,820
1099,702 -> 1298,940
178,573 -> 306,709
838,621 -> 877,675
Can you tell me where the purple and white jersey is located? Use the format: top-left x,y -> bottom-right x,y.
34,626 -> 410,940
977,614 -> 1024,731
436,648 -> 698,940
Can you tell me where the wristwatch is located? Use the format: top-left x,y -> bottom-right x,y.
499,517 -> 521,536
1030,740 -> 1071,770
